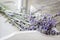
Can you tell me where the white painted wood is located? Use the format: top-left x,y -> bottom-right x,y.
1,31 -> 60,40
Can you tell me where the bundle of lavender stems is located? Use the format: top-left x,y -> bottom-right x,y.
0,4 -> 60,35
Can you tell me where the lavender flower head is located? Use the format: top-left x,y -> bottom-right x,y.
29,13 -> 60,35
